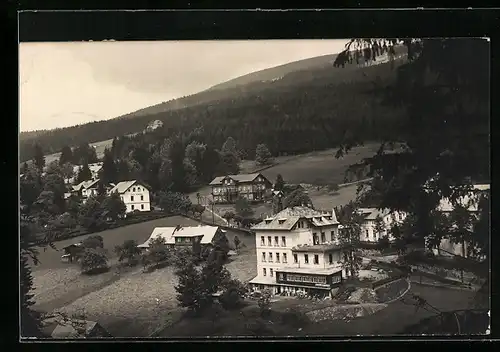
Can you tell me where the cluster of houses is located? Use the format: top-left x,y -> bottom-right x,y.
66,179 -> 151,214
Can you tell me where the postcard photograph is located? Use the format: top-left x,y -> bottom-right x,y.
19,37 -> 490,339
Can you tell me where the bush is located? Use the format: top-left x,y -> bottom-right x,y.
258,289 -> 273,317
82,235 -> 104,249
80,248 -> 108,275
220,287 -> 243,310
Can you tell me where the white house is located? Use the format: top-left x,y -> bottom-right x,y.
432,184 -> 490,258
356,208 -> 408,243
71,179 -> 100,202
249,206 -> 345,298
108,180 -> 151,213
137,225 -> 225,249
64,162 -> 103,185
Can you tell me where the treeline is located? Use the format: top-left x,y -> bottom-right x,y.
20,58 -> 405,162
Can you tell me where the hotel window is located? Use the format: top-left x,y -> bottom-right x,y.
268,236 -> 272,246
313,234 -> 319,245
131,205 -> 135,210
366,229 -> 369,238
283,253 -> 287,263
261,236 -> 265,246
278,273 -> 284,280
131,196 -> 135,201
293,254 -> 298,263
304,254 -> 309,264
314,255 -> 319,265
329,253 -> 333,264
297,221 -> 302,229
141,195 -> 144,201
281,236 -> 286,246
262,252 -> 266,262
141,204 -> 144,210
331,231 -> 335,241
263,268 -> 267,276
276,253 -> 280,263
321,233 -> 326,243
269,253 -> 273,262
133,187 -> 136,192
274,236 -> 279,246
270,269 -> 274,277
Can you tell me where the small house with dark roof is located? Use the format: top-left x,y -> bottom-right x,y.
209,173 -> 272,204
41,315 -> 111,338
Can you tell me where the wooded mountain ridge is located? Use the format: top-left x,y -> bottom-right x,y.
20,48 -> 406,162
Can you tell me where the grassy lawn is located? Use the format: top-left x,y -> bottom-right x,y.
259,144 -> 379,186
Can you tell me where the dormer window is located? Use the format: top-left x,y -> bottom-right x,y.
278,219 -> 285,225
265,219 -> 272,224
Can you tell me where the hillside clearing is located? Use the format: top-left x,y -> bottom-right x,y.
259,144 -> 379,186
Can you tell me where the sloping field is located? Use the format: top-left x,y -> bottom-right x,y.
260,144 -> 379,186
56,227 -> 256,337
30,215 -> 200,272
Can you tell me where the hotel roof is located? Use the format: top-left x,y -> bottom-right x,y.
251,206 -> 339,231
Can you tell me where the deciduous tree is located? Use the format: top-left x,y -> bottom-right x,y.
80,248 -> 108,275
114,239 -> 141,266
101,193 -> 126,221
235,197 -> 254,219
338,208 -> 363,278
255,143 -> 272,165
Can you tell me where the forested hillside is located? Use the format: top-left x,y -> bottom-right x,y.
20,50 -> 406,162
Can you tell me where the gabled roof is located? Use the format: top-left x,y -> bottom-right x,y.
108,180 -> 147,194
72,179 -> 100,192
138,225 -> 222,247
251,206 -> 339,231
41,316 -> 105,338
209,173 -> 269,186
357,208 -> 392,221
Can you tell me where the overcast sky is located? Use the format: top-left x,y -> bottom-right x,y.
19,40 -> 349,132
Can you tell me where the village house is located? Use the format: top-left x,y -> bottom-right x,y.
356,208 -> 408,243
41,315 -> 111,338
432,184 -> 490,258
137,225 -> 226,250
64,162 -> 103,185
209,173 -> 272,204
71,179 -> 100,202
249,206 -> 346,298
108,180 -> 151,213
